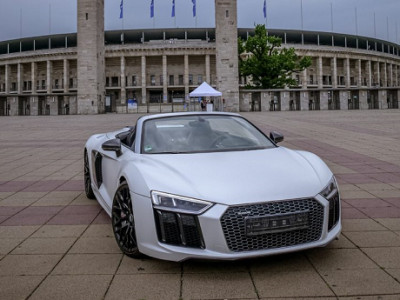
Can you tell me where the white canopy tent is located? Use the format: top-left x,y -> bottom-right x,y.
189,82 -> 222,111
189,82 -> 222,97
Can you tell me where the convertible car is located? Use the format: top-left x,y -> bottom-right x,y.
84,112 -> 341,261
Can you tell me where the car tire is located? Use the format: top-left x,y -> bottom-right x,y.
84,150 -> 95,200
112,182 -> 142,258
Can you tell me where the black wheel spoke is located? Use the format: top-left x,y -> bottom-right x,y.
112,183 -> 138,256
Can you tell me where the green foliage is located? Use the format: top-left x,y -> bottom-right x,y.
239,25 -> 312,89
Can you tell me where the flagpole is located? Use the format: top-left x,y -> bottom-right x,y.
20,8 -> 22,38
355,7 -> 358,36
374,12 -> 376,38
300,0 -> 304,31
387,16 -> 389,41
49,3 -> 51,35
330,2 -> 333,32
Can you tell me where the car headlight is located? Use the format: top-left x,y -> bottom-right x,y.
151,191 -> 213,215
320,176 -> 338,200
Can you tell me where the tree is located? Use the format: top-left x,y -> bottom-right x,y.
239,25 -> 312,89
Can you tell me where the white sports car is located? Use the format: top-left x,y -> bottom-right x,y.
84,112 -> 341,261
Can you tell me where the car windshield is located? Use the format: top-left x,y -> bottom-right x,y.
141,115 -> 275,154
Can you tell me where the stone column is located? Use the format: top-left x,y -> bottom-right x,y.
63,59 -> 69,93
374,61 -> 380,86
9,97 -> 19,116
77,0 -> 105,114
300,91 -> 309,110
357,59 -> 362,87
260,92 -> 271,112
239,92 -> 251,112
332,57 -> 337,88
162,55 -> 168,103
141,55 -> 146,104
339,91 -> 348,110
31,62 -> 37,94
317,56 -> 323,89
280,91 -> 290,111
47,60 -> 52,94
302,68 -> 307,89
5,64 -> 9,93
359,90 -> 368,110
383,63 -> 387,87
184,54 -> 189,98
48,96 -> 58,115
215,0 -> 239,112
17,63 -> 23,94
345,58 -> 351,88
30,96 -> 39,116
389,64 -> 393,87
205,54 -> 211,84
367,60 -> 372,87
320,91 -> 329,110
380,90 -> 388,109
120,56 -> 126,112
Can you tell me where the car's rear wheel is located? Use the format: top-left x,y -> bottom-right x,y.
112,182 -> 141,258
84,151 -> 95,199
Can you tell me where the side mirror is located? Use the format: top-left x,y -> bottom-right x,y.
102,139 -> 122,156
270,131 -> 284,144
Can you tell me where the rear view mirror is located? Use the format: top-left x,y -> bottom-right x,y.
269,131 -> 284,144
102,139 -> 122,156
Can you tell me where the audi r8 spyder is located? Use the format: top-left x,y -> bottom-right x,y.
84,112 -> 341,261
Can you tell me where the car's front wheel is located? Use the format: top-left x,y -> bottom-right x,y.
84,150 -> 95,199
112,182 -> 141,258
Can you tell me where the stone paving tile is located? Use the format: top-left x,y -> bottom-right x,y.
322,268 -> 400,296
339,296 -> 400,300
68,237 -> 121,254
106,274 -> 181,300
0,254 -> 62,275
376,218 -> 400,230
31,225 -> 87,238
249,253 -> 314,273
386,269 -> 400,283
182,272 -> 257,299
32,191 -> 80,206
325,234 -> 356,249
52,254 -> 122,275
362,247 -> 400,269
342,219 -> 387,232
341,207 -> 369,219
344,231 -> 400,248
0,192 -> 47,206
11,237 -> 76,255
30,275 -> 112,300
0,206 -> 24,215
117,255 -> 181,274
252,270 -> 334,298
345,198 -> 393,208
81,224 -> 113,238
307,248 -> 378,271
359,206 -> 400,218
0,238 -> 23,254
0,275 -> 44,300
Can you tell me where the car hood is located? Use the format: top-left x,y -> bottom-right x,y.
132,147 -> 332,205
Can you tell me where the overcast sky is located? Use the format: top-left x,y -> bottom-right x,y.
0,0 -> 399,43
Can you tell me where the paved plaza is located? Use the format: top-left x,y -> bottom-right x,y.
0,110 -> 400,299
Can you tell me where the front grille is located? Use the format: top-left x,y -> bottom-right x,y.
220,199 -> 324,252
154,210 -> 204,249
328,193 -> 340,231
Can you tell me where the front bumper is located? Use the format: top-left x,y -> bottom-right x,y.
132,193 -> 341,262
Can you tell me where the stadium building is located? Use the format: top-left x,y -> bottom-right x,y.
0,0 -> 399,116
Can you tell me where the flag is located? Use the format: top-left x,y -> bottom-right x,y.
192,0 -> 196,17
263,0 -> 266,19
172,0 -> 175,17
150,0 -> 154,18
120,0 -> 123,19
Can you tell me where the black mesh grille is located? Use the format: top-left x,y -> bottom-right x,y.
328,193 -> 340,231
94,153 -> 103,188
220,199 -> 324,252
155,210 -> 204,249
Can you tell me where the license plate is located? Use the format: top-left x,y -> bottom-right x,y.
245,211 -> 309,236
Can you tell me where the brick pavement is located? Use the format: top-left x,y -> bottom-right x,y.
0,110 -> 400,299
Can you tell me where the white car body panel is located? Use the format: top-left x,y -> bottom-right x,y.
84,112 -> 341,262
